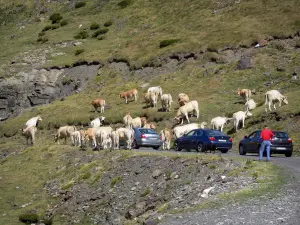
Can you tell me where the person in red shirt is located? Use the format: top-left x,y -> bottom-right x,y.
259,125 -> 274,161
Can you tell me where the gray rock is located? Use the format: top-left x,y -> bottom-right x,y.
237,57 -> 252,70
152,169 -> 163,179
143,218 -> 160,225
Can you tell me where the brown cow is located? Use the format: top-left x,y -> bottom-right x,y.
119,89 -> 138,103
91,99 -> 106,113
236,89 -> 252,102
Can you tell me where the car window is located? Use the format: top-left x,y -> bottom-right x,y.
195,130 -> 203,136
206,130 -> 226,136
186,130 -> 196,136
274,132 -> 288,138
248,132 -> 256,138
139,129 -> 157,134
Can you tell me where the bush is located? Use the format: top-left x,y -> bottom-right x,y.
60,20 -> 68,26
19,213 -> 39,224
104,20 -> 113,27
37,37 -> 48,43
51,24 -> 59,30
49,13 -> 63,24
42,25 -> 52,32
74,31 -> 89,39
75,2 -> 86,9
38,32 -> 45,37
159,39 -> 180,48
92,28 -> 109,37
118,0 -> 132,8
74,49 -> 85,56
90,22 -> 100,30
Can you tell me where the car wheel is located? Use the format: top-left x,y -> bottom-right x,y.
153,146 -> 159,150
174,142 -> 181,151
220,149 -> 228,153
196,142 -> 204,152
132,140 -> 140,149
239,145 -> 246,155
285,152 -> 292,157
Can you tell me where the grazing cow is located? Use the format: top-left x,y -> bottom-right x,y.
25,115 -> 42,127
160,128 -> 172,150
94,129 -> 111,150
264,90 -> 288,112
144,92 -> 159,108
237,89 -> 252,102
85,128 -> 97,148
172,122 -> 207,139
174,100 -> 199,124
161,94 -> 173,111
123,113 -> 142,128
90,117 -> 105,128
54,126 -> 77,144
116,127 -> 134,149
232,111 -> 253,131
71,131 -> 81,147
147,86 -> 163,97
211,117 -> 232,132
144,123 -> 156,129
245,99 -> 257,111
79,130 -> 87,146
91,99 -> 106,113
22,126 -> 37,145
140,117 -> 148,127
178,93 -> 189,106
119,89 -> 138,103
111,131 -> 120,150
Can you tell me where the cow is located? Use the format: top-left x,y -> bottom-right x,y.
25,115 -> 42,127
161,94 -> 173,112
174,100 -> 199,124
123,113 -> 142,128
119,89 -> 138,103
95,129 -> 111,150
90,117 -> 105,128
71,131 -> 81,147
264,90 -> 288,112
111,130 -> 120,150
116,127 -> 134,150
211,117 -> 232,132
147,86 -> 163,98
91,99 -> 106,113
79,130 -> 87,146
144,92 -> 159,108
140,117 -> 148,127
160,128 -> 172,150
232,111 -> 253,131
22,126 -> 37,145
85,128 -> 97,148
144,123 -> 156,129
245,99 -> 257,111
178,93 -> 189,106
54,126 -> 77,144
172,122 -> 207,139
237,89 -> 252,102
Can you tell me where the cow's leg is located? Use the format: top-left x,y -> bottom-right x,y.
242,118 -> 245,128
221,125 -> 223,132
185,114 -> 190,123
125,96 -> 128,104
268,101 -> 272,111
279,100 -> 282,107
196,109 -> 199,118
64,137 -> 67,144
32,134 -> 35,145
167,140 -> 171,150
26,137 -> 29,145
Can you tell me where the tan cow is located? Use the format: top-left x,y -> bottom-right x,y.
144,92 -> 158,108
237,89 -> 252,102
174,100 -> 199,124
22,126 -> 37,145
54,126 -> 77,144
140,117 -> 148,127
123,113 -> 142,128
144,122 -> 156,129
160,128 -> 172,150
91,99 -> 106,113
119,89 -> 138,103
178,93 -> 189,106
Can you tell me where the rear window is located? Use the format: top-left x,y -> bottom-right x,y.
205,130 -> 226,136
274,132 -> 288,138
139,129 -> 157,134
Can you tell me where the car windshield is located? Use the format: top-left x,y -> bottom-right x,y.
205,130 -> 226,136
139,129 -> 157,134
274,132 -> 288,138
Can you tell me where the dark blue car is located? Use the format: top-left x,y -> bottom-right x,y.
239,130 -> 293,157
174,129 -> 232,153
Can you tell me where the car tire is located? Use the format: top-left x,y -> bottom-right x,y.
220,149 -> 228,153
239,145 -> 246,155
285,152 -> 292,157
132,140 -> 140,149
196,142 -> 204,152
153,146 -> 159,150
174,142 -> 181,151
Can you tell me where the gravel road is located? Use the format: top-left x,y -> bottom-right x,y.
135,148 -> 300,225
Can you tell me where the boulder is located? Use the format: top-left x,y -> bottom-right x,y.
237,57 -> 252,70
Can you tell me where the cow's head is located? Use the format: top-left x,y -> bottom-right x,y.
37,115 -> 42,121
245,111 -> 253,118
225,118 -> 233,124
236,89 -> 241,95
282,96 -> 288,105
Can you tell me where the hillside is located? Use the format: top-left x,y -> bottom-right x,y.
0,0 -> 300,224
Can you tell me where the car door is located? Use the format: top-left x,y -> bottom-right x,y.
182,130 -> 196,149
190,130 -> 203,149
251,131 -> 262,152
244,132 -> 256,151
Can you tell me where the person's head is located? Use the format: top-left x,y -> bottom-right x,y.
264,125 -> 269,129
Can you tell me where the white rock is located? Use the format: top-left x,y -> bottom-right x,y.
221,175 -> 226,179
200,186 -> 215,198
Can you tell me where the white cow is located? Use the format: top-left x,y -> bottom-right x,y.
71,131 -> 81,147
90,117 -> 105,128
22,126 -> 37,145
174,100 -> 199,124
161,94 -> 173,112
160,128 -> 172,150
25,115 -> 42,127
116,127 -> 134,149
264,90 -> 288,112
123,113 -> 142,128
147,86 -> 163,97
211,117 -> 232,132
172,122 -> 207,139
54,126 -> 77,144
232,111 -> 253,131
111,131 -> 120,150
93,126 -> 113,149
245,99 -> 257,111
144,92 -> 159,108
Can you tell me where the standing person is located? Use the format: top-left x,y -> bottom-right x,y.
259,125 -> 274,161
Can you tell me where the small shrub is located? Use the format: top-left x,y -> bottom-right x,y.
74,49 -> 85,56
49,13 -> 63,24
208,164 -> 217,169
51,24 -> 59,30
111,176 -> 122,188
92,28 -> 109,37
74,31 -> 89,39
104,20 -> 113,27
19,213 -> 39,224
159,39 -> 180,48
75,2 -> 86,9
42,25 -> 52,32
80,172 -> 91,180
157,203 -> 169,213
97,35 -> 105,40
140,187 -> 151,197
252,171 -> 259,179
118,0 -> 132,8
38,32 -> 45,37
60,20 -> 68,26
90,22 -> 100,30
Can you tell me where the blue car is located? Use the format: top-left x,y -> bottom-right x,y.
174,129 -> 232,153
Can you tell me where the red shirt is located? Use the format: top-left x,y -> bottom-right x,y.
260,129 -> 274,141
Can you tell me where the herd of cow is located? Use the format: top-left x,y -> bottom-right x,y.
21,86 -> 288,151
